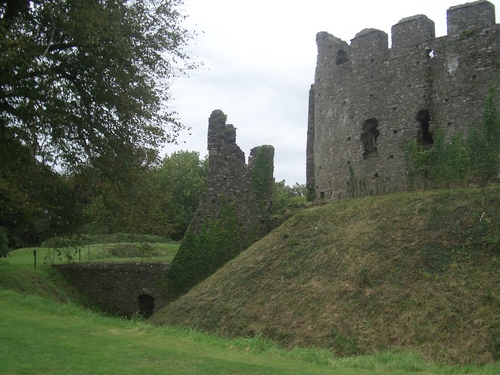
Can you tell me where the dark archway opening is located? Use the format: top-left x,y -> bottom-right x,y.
416,110 -> 433,147
138,294 -> 155,319
361,118 -> 380,159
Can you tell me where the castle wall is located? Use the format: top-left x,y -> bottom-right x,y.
309,0 -> 500,200
191,109 -> 275,239
168,110 -> 275,294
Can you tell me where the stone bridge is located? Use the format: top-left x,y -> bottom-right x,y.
55,262 -> 169,319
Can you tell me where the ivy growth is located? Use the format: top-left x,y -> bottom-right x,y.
251,146 -> 275,205
348,165 -> 366,198
168,146 -> 275,298
168,196 -> 245,297
404,86 -> 500,188
306,183 -> 316,202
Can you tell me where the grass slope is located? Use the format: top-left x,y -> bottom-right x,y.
0,289 -> 408,375
151,184 -> 500,365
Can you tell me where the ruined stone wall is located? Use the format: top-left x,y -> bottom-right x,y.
308,0 -> 500,200
168,110 -> 275,295
191,109 -> 275,240
55,263 -> 169,318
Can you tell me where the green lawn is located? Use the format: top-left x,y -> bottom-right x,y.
0,289 -> 407,375
2,288 -> 498,375
7,242 -> 179,270
1,247 -> 498,374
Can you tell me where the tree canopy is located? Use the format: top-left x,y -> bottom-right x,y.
0,0 -> 194,168
0,0 -> 197,249
155,151 -> 207,239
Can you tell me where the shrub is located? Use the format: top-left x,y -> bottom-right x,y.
108,243 -> 160,259
404,87 -> 500,188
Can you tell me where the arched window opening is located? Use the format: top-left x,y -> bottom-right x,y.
138,294 -> 155,319
361,118 -> 380,159
416,110 -> 433,147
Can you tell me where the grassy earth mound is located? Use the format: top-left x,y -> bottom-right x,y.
151,184 -> 500,365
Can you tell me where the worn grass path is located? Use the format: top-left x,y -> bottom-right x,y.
0,288 -> 437,375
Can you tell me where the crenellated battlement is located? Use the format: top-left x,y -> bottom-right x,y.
316,0 -> 495,55
308,0 -> 500,200
447,0 -> 495,36
392,15 -> 435,49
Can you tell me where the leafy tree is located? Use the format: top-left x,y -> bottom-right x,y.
0,0 -> 196,246
154,151 -> 208,239
79,148 -> 172,238
69,150 -> 206,241
1,0 -> 194,168
289,182 -> 307,197
271,180 -> 307,227
0,131 -> 85,248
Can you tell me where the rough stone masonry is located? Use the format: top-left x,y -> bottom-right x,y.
307,0 -> 500,200
189,109 -> 275,244
55,262 -> 169,318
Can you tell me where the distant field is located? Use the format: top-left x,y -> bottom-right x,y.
7,242 -> 180,270
0,244 -> 179,306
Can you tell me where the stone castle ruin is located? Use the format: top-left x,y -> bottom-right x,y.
190,109 -> 275,238
307,0 -> 500,200
57,112 -> 276,311
168,110 -> 275,294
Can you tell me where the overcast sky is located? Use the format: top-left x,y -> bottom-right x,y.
163,0 -> 500,185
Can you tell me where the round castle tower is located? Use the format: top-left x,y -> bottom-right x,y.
307,0 -> 499,200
